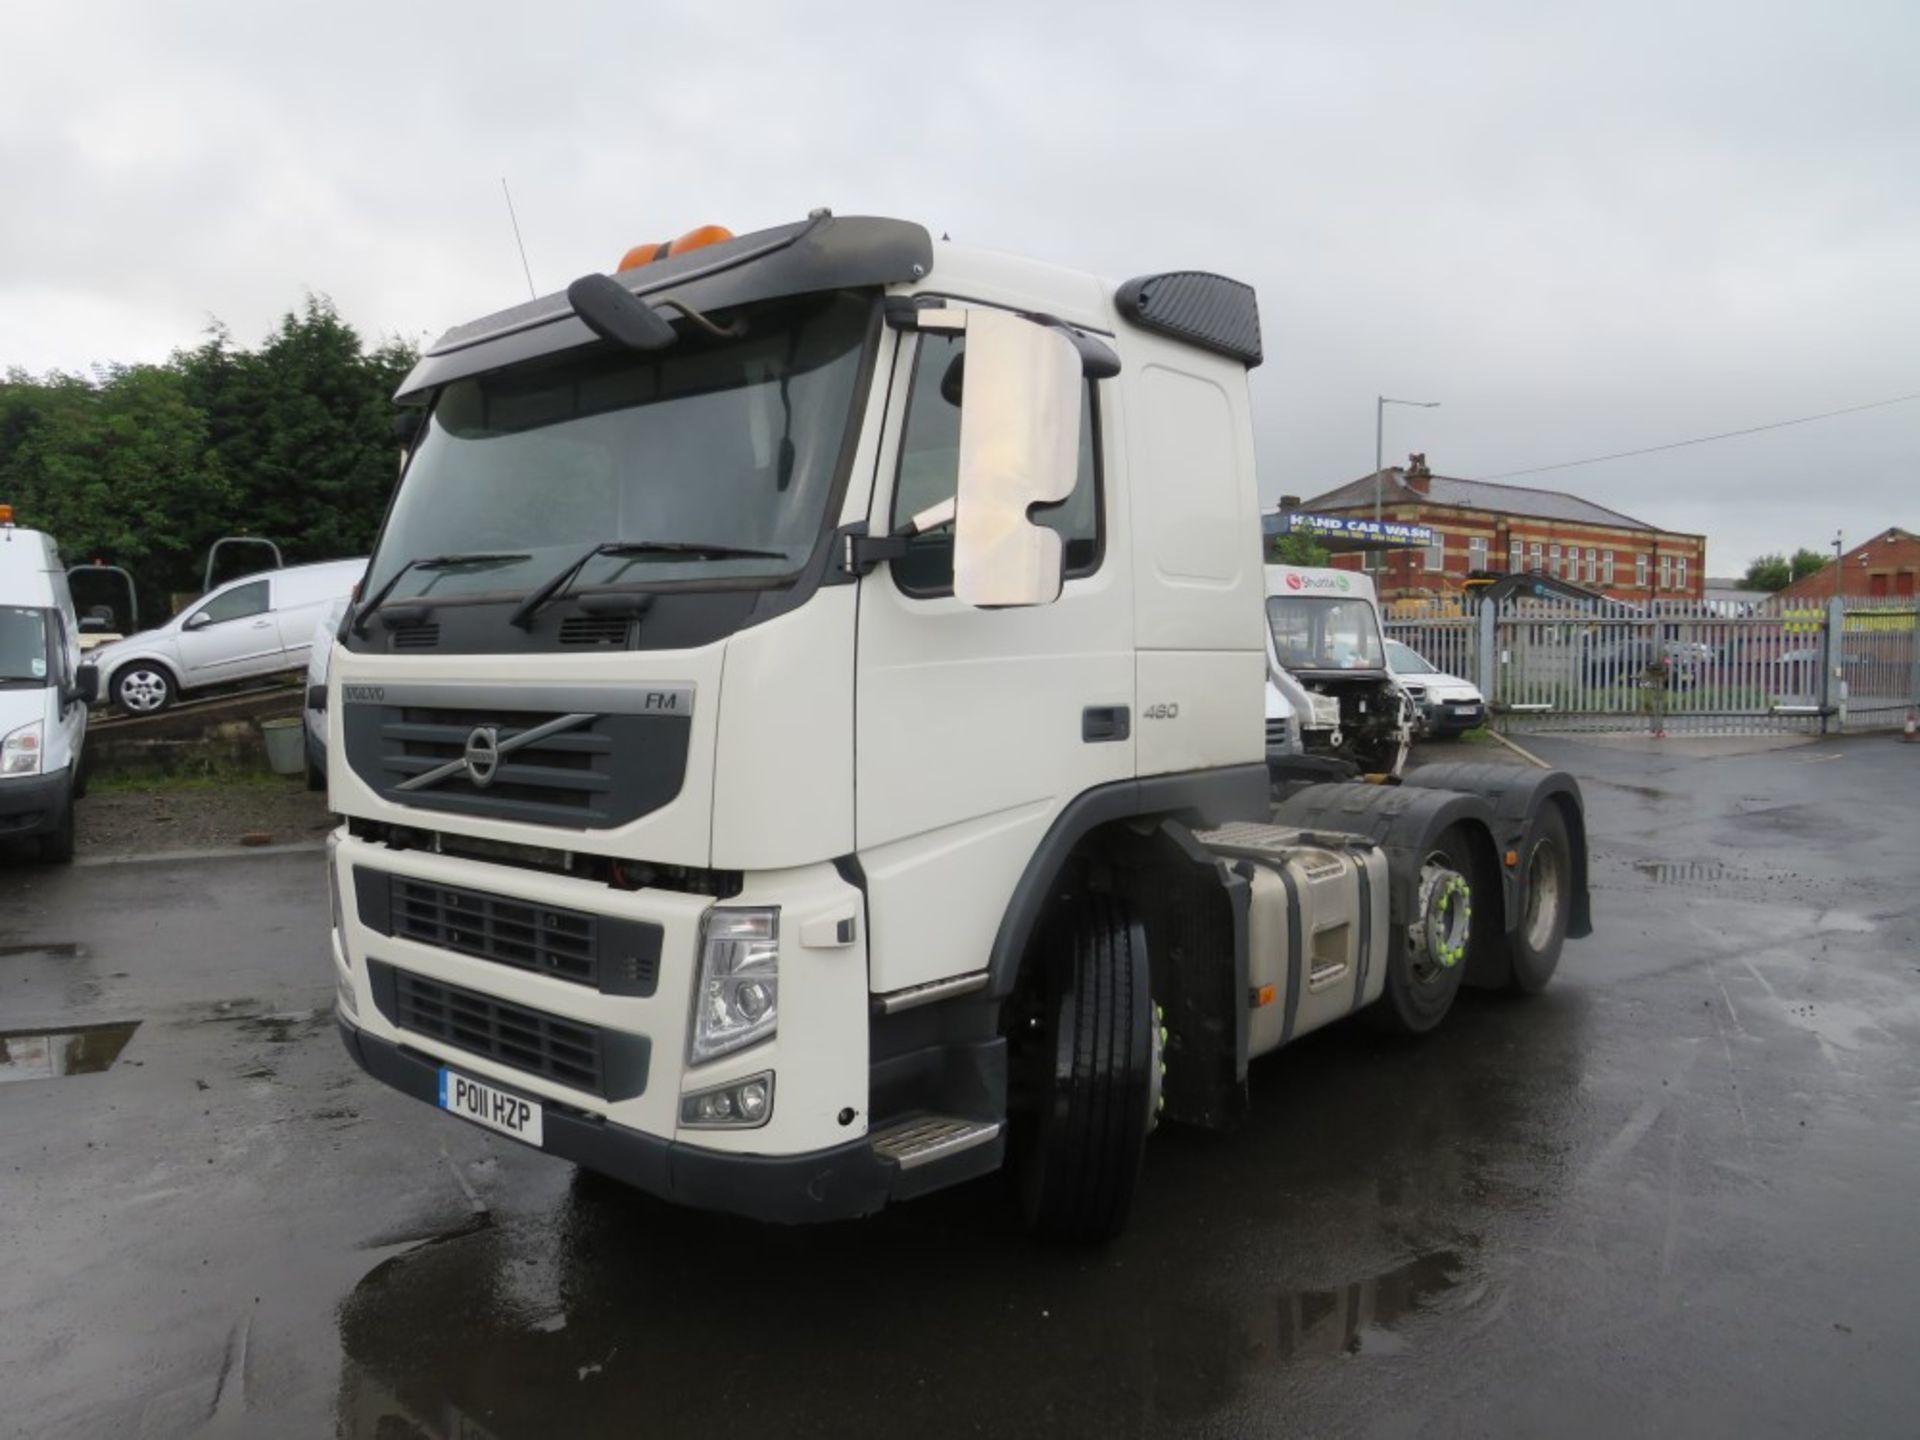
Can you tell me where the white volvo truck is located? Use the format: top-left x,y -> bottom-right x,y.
324,214 -> 1590,1239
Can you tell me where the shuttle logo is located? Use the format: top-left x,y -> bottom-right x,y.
1282,572 -> 1353,593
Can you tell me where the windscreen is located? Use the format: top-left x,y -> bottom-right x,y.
1266,595 -> 1387,671
0,607 -> 50,685
1386,639 -> 1437,674
366,290 -> 874,604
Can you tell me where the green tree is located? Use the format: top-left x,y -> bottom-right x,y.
1788,548 -> 1829,583
1741,553 -> 1791,591
0,365 -> 230,619
1,296 -> 416,618
179,297 -> 416,581
1267,532 -> 1332,566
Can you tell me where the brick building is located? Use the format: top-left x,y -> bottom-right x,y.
1285,456 -> 1707,603
1776,527 -> 1918,602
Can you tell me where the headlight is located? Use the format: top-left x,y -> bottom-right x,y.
1,722 -> 43,777
689,907 -> 779,1064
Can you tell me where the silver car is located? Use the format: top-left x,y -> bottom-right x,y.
90,558 -> 366,714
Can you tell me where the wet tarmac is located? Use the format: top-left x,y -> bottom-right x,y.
2,734 -> 1917,1437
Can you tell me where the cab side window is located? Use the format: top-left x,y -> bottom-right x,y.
194,579 -> 270,627
890,330 -> 1102,596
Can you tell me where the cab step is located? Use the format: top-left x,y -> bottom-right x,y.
870,1114 -> 1002,1171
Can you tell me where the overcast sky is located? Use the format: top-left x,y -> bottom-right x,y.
4,0 -> 1915,571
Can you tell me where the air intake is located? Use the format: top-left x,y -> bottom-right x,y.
559,616 -> 630,647
390,624 -> 441,650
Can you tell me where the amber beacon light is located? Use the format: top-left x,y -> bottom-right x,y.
617,224 -> 736,272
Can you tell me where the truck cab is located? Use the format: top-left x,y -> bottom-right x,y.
0,509 -> 97,863
325,216 -> 1588,1237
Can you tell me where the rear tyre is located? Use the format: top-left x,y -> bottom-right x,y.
113,664 -> 175,715
1016,894 -> 1155,1242
1365,825 -> 1478,1036
37,794 -> 76,865
1505,804 -> 1571,994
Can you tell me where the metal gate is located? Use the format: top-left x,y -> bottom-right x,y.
1386,596 -> 1917,736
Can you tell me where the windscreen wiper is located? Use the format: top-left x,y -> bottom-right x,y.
351,552 -> 531,636
507,539 -> 787,629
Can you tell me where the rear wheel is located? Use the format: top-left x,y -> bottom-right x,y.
1014,894 -> 1156,1241
113,664 -> 175,715
1505,804 -> 1571,993
1366,825 -> 1478,1035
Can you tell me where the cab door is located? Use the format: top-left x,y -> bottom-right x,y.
176,578 -> 278,684
854,315 -> 1134,995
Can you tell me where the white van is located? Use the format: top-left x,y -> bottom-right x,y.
303,596 -> 347,791
89,557 -> 366,714
0,511 -> 97,862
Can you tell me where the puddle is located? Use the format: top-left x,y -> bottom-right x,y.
1276,1248 -> 1471,1358
0,942 -> 88,959
0,1021 -> 140,1083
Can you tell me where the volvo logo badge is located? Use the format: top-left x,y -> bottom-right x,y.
463,726 -> 500,788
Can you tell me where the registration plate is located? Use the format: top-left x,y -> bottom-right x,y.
438,1067 -> 544,1147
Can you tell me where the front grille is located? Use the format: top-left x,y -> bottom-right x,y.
341,683 -> 693,830
393,878 -> 598,985
353,868 -> 664,997
394,969 -> 605,1093
559,616 -> 631,647
385,706 -> 612,818
1264,717 -> 1291,749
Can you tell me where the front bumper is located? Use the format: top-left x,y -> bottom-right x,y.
330,832 -> 1005,1222
0,769 -> 68,837
1426,699 -> 1485,732
338,1017 -> 915,1223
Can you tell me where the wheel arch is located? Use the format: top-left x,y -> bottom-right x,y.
1269,779 -> 1502,938
110,653 -> 181,692
984,765 -> 1269,1002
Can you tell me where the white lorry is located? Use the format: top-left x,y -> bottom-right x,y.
0,507 -> 99,863
323,215 -> 1591,1238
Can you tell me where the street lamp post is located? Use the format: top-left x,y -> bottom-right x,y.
1373,395 -> 1440,569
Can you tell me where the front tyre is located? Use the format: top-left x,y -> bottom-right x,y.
113,664 -> 175,715
1366,825 -> 1479,1036
1016,894 -> 1155,1241
38,792 -> 76,865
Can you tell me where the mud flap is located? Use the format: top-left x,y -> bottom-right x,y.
1134,821 -> 1249,1131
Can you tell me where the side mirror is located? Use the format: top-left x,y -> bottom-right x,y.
306,684 -> 328,712
75,664 -> 99,707
567,273 -> 678,352
948,309 -> 1082,608
184,611 -> 211,631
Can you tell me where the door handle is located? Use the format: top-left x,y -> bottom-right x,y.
251,619 -> 273,628
1082,706 -> 1130,743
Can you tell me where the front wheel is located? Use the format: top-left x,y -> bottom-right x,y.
1014,894 -> 1156,1241
113,664 -> 175,715
37,794 -> 76,865
1366,825 -> 1480,1036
